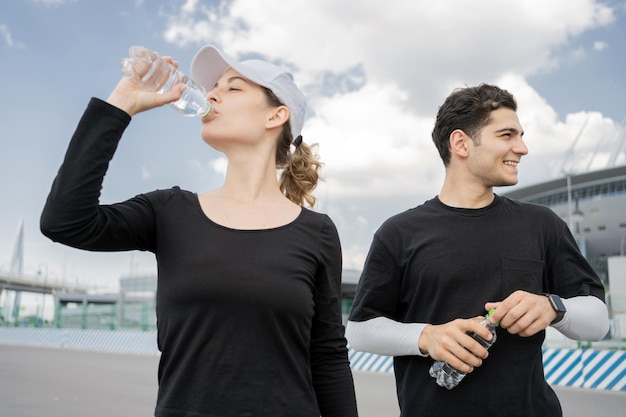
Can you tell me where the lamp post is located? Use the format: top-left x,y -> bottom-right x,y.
566,173 -> 584,232
572,194 -> 584,233
37,263 -> 48,326
566,173 -> 573,231
566,173 -> 587,258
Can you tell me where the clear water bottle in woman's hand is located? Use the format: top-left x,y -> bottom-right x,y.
429,308 -> 499,389
120,46 -> 212,117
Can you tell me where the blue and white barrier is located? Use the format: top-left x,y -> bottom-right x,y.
348,347 -> 394,373
0,327 -> 159,355
543,348 -> 626,391
349,346 -> 626,392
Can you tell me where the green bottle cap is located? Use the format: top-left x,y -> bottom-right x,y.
486,308 -> 499,326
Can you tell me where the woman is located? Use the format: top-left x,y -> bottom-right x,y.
40,44 -> 358,417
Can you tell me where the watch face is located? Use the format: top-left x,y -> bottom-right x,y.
546,294 -> 566,324
550,295 -> 566,312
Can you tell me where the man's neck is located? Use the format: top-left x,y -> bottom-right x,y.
438,181 -> 495,209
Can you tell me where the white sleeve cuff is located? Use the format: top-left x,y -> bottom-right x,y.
346,317 -> 429,357
552,295 -> 609,341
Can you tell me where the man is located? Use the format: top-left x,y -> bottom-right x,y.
346,84 -> 609,416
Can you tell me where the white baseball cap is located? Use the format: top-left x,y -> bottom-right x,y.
191,45 -> 306,140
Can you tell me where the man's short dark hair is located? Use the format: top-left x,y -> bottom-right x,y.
432,84 -> 517,166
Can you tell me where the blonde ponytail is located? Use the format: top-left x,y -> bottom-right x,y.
279,141 -> 322,207
262,86 -> 323,207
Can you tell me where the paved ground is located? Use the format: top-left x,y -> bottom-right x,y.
0,344 -> 624,416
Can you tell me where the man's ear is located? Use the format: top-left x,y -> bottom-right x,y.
450,129 -> 470,159
267,106 -> 290,130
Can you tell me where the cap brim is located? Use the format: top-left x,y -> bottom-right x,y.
190,45 -> 241,92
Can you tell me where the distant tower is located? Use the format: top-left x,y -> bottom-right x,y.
9,219 -> 24,321
10,219 -> 24,277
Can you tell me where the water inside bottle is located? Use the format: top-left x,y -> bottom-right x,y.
436,362 -> 466,389
172,85 -> 211,117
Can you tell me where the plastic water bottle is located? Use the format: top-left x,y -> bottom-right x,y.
120,46 -> 211,117
429,308 -> 498,389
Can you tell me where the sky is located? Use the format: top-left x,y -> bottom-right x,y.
1,0 -> 625,292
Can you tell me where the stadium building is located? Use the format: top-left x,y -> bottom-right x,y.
503,165 -> 626,339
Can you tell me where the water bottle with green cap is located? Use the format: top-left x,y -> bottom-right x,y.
429,308 -> 499,389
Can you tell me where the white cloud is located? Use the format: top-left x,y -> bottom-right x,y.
593,40 -> 609,51
0,24 -> 26,49
309,81 -> 438,198
210,157 -> 227,176
141,166 -> 153,180
570,46 -> 587,60
187,157 -> 227,179
0,24 -> 15,48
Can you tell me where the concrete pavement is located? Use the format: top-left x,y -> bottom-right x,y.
0,344 -> 624,416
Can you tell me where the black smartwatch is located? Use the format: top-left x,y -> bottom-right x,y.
543,293 -> 566,324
